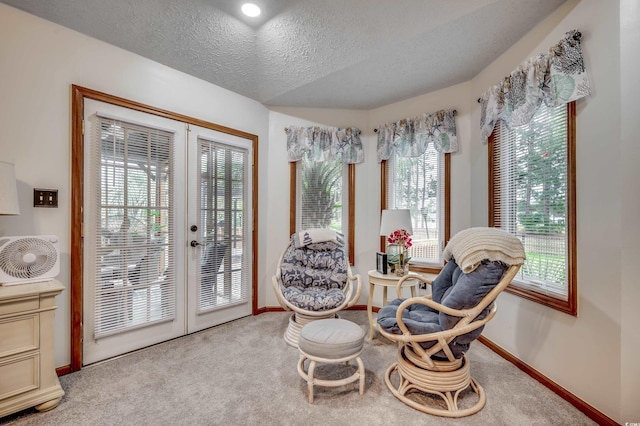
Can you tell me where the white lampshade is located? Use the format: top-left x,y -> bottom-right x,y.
0,161 -> 20,215
379,209 -> 413,236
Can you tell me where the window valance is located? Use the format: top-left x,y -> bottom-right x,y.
376,109 -> 458,163
285,126 -> 364,164
479,29 -> 591,143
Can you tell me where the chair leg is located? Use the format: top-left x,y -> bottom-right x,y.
297,351 -> 365,403
307,360 -> 316,403
356,356 -> 365,395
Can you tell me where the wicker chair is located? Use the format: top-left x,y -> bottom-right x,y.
272,229 -> 362,348
377,227 -> 524,417
200,242 -> 227,306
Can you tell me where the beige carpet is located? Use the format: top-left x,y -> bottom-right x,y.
1,311 -> 595,425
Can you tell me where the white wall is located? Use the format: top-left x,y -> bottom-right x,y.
620,0 -> 640,422
0,4 -> 270,368
469,0 -> 626,421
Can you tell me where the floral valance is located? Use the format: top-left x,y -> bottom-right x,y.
285,126 -> 364,164
376,109 -> 458,163
479,29 -> 591,143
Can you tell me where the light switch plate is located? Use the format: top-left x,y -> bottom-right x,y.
33,188 -> 58,208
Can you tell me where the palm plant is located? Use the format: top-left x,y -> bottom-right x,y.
301,160 -> 342,230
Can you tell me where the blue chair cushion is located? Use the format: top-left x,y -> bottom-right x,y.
437,258 -> 507,333
377,258 -> 507,358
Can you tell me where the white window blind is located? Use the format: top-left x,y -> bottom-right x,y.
93,116 -> 175,338
296,156 -> 348,240
198,138 -> 249,310
491,103 -> 569,298
387,145 -> 445,265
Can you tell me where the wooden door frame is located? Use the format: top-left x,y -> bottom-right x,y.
70,85 -> 259,371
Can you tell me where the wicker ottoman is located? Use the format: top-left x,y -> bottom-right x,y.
297,318 -> 366,403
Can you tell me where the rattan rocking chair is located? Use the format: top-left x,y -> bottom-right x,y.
377,227 -> 524,417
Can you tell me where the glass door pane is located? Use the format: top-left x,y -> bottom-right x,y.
187,126 -> 252,333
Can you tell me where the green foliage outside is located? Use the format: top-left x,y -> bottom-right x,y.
514,109 -> 567,234
301,159 -> 342,231
512,104 -> 568,288
393,149 -> 438,242
521,252 -> 566,288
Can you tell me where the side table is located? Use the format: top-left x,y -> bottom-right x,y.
366,270 -> 420,341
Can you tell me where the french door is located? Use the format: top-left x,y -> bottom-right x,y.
186,125 -> 253,333
82,100 -> 252,364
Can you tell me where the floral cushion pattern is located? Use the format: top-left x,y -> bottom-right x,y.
280,241 -> 349,312
282,287 -> 346,312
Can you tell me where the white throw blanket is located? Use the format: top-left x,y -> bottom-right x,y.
293,228 -> 344,248
443,227 -> 526,273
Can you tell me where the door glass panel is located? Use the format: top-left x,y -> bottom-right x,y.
93,116 -> 175,338
198,138 -> 249,310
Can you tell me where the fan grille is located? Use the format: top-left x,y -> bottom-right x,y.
0,237 -> 58,279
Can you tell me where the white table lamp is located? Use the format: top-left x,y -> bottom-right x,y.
379,209 -> 412,237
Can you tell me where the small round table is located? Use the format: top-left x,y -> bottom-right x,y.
366,270 -> 420,341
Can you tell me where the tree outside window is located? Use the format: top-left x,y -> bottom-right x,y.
489,101 -> 577,315
383,145 -> 449,271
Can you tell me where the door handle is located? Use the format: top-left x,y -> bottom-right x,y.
190,240 -> 204,247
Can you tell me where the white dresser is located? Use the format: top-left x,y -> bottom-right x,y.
0,279 -> 65,418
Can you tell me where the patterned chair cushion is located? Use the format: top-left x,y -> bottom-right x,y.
280,235 -> 348,312
282,287 -> 346,312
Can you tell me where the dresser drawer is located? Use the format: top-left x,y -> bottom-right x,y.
0,314 -> 39,358
0,296 -> 39,316
0,352 -> 40,400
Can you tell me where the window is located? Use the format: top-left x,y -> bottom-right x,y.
290,159 -> 354,264
382,147 -> 450,272
489,101 -> 577,315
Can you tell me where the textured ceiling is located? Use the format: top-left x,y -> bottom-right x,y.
1,0 -> 567,109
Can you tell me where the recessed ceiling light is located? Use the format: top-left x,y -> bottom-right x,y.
241,3 -> 261,18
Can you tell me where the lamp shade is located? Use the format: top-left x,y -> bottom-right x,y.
379,209 -> 412,236
0,161 -> 20,215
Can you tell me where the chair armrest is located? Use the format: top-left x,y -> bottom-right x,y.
391,296 -> 487,340
344,270 -> 363,308
378,297 -> 496,345
395,272 -> 433,298
379,265 -> 521,364
271,246 -> 292,312
393,265 -> 521,328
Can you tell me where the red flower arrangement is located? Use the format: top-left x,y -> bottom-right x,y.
387,229 -> 412,250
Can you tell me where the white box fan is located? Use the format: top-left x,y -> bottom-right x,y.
0,235 -> 60,286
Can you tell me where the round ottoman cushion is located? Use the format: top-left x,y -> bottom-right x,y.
298,319 -> 365,359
